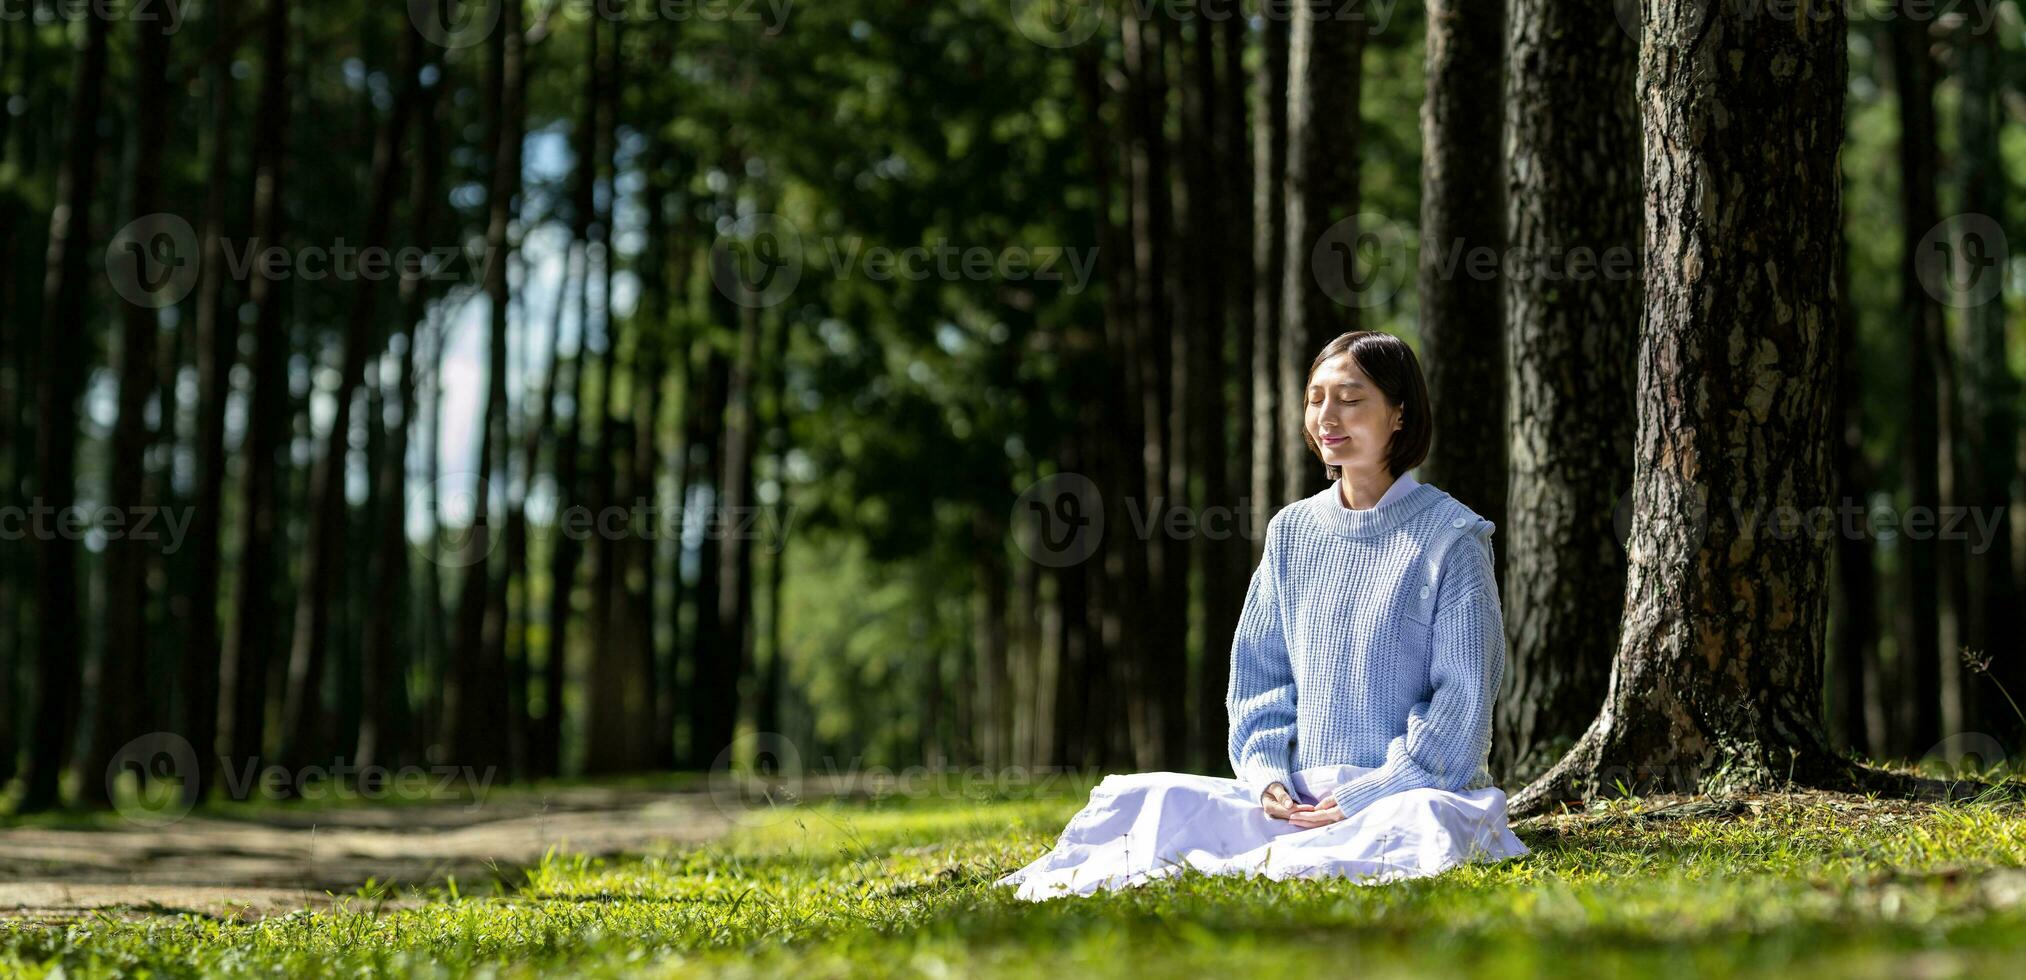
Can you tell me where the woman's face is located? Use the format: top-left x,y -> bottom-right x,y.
1305,352 -> 1402,478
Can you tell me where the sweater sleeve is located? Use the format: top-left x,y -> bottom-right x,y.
1330,522 -> 1505,818
1227,515 -> 1297,801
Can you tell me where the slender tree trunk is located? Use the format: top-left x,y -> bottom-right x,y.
1279,0 -> 1361,502
1121,8 -> 1174,769
222,0 -> 294,779
585,11 -> 652,772
711,298 -> 761,765
1076,41 -> 1144,770
19,7 -> 110,813
536,10 -> 602,777
1492,0 -> 1639,785
358,40 -> 445,772
1513,1 -> 1860,816
83,11 -> 175,807
756,306 -> 787,748
1831,221 -> 1885,758
1250,3 -> 1288,552
1956,13 -> 2022,750
1890,1 -> 1943,756
1418,0 -> 1507,561
684,337 -> 731,766
183,0 -> 242,802
448,0 -> 523,774
283,10 -> 426,770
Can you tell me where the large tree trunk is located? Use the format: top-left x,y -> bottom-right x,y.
1512,1 -> 1858,816
1418,0 -> 1507,554
282,8 -> 427,769
1889,2 -> 1944,756
18,8 -> 110,813
1955,13 -> 2022,750
1278,0 -> 1361,502
83,12 -> 175,807
1492,0 -> 1639,785
1249,4 -> 1288,553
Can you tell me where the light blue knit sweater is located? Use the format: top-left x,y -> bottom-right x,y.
1226,475 -> 1504,819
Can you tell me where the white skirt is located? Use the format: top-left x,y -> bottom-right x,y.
996,764 -> 1530,901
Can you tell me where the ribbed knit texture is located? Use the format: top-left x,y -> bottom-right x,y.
1225,475 -> 1505,820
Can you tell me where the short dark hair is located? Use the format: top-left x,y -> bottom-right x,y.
1302,330 -> 1433,481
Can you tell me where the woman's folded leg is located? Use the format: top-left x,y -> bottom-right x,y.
996,770 -> 1295,900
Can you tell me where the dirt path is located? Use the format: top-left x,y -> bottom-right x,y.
0,787 -> 738,923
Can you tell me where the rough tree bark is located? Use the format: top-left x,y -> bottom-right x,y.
1492,0 -> 1639,785
1507,1 -> 1964,816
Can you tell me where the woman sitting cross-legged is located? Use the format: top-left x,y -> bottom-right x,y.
998,329 -> 1529,901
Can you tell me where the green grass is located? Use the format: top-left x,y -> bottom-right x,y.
6,778 -> 2026,978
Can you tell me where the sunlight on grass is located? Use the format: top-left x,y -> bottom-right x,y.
5,780 -> 2026,977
